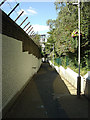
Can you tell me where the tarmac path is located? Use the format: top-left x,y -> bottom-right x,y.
4,63 -> 88,119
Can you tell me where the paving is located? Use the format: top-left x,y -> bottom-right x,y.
4,63 -> 89,119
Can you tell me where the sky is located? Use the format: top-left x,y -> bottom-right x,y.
1,0 -> 58,35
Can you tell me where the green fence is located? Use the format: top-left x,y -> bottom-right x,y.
55,56 -> 70,67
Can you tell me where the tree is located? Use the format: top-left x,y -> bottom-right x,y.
33,33 -> 40,46
46,2 -> 89,69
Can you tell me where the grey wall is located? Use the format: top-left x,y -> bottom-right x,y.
0,10 -> 42,117
1,34 -> 41,114
0,34 -> 2,119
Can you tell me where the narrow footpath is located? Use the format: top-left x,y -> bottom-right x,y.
4,63 -> 88,119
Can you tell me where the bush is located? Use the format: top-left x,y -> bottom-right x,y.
54,56 -> 88,76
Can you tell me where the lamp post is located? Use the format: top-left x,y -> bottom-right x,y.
77,0 -> 81,97
67,0 -> 81,96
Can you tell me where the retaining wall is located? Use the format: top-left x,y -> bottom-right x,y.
0,34 -> 2,120
0,9 -> 42,118
49,61 -> 87,94
1,34 -> 41,116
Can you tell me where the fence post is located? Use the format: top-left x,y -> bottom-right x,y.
8,3 -> 19,16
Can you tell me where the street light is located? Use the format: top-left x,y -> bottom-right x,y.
67,0 -> 81,96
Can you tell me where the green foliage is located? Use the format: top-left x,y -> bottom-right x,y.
33,33 -> 40,46
54,56 -> 87,76
46,2 -> 89,73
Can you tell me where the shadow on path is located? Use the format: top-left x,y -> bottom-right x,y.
32,63 -> 70,118
4,63 -> 88,118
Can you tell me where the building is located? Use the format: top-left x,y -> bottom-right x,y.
39,34 -> 47,62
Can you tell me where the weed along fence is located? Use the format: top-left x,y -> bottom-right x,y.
49,61 -> 89,98
0,9 -> 42,117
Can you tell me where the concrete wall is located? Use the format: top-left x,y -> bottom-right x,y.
84,72 -> 90,99
49,61 -> 87,94
1,34 -> 41,114
0,34 -> 2,119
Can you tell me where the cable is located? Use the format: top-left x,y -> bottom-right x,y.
2,0 -> 35,35
14,0 -> 24,23
14,0 -> 33,34
7,1 -> 12,9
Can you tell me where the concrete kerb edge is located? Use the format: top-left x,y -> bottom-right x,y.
49,61 -> 88,94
